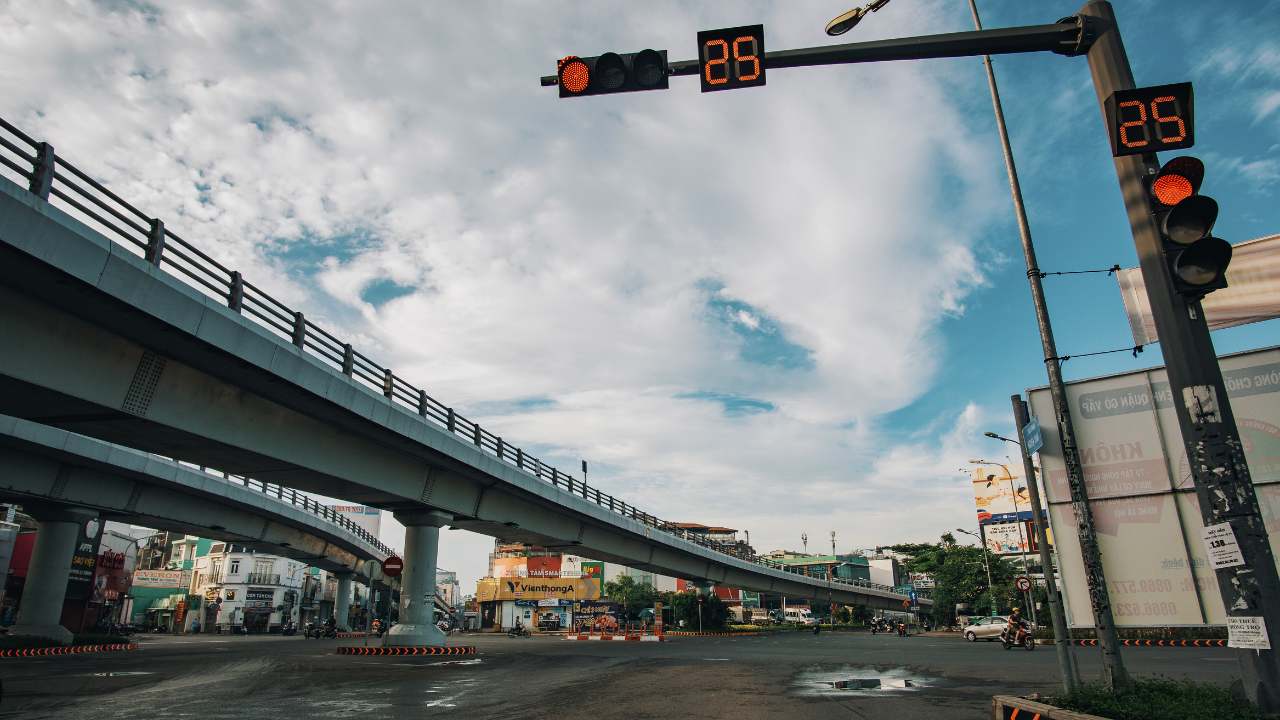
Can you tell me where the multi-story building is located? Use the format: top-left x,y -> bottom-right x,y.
190,543 -> 307,633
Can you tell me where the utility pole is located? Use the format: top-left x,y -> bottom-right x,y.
966,0 -> 1127,688
1012,395 -> 1079,690
1082,2 -> 1280,708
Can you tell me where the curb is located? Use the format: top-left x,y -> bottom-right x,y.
0,643 -> 139,657
565,635 -> 664,641
665,631 -> 759,636
335,645 -> 475,655
1048,638 -> 1227,647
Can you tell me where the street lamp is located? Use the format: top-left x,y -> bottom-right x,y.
956,527 -> 996,617
825,0 -> 892,36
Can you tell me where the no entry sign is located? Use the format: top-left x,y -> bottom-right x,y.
382,556 -> 404,577
1015,576 -> 1032,592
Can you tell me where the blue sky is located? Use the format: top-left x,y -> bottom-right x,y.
1,0 -> 1275,592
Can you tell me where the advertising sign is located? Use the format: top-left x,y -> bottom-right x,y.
328,504 -> 382,538
526,556 -> 562,577
66,518 -> 103,599
972,465 -> 1036,524
477,577 -> 600,602
579,562 -> 603,579
572,600 -> 619,634
494,557 -> 527,578
1029,345 -> 1280,627
133,570 -> 184,588
244,588 -> 275,614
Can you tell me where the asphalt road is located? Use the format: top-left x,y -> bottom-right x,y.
0,631 -> 1243,720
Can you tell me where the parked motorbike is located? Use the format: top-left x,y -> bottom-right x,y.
1001,625 -> 1035,651
281,621 -> 297,636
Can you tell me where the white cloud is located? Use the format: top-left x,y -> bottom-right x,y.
0,0 -> 1014,594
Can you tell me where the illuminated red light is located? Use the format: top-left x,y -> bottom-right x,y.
1153,174 -> 1193,206
560,60 -> 590,93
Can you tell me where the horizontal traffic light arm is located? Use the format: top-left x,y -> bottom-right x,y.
541,17 -> 1093,86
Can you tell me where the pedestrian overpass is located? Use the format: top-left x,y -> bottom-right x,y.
0,119 -> 927,644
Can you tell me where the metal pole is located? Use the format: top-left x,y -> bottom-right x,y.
1000,461 -> 1038,630
1080,1 -> 1280,707
1013,394 -> 1078,690
968,0 -> 1128,688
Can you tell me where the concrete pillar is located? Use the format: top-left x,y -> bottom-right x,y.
385,509 -> 451,647
333,571 -> 355,631
9,508 -> 97,644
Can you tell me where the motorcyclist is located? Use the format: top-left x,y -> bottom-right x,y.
1004,607 -> 1028,644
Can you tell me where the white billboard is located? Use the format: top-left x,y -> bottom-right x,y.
1028,344 -> 1280,627
329,504 -> 382,538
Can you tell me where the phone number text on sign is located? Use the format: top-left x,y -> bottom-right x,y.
1114,601 -> 1179,617
1108,579 -> 1175,594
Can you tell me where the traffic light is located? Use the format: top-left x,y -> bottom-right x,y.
557,50 -> 669,98
1146,156 -> 1232,300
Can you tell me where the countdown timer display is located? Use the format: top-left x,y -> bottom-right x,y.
1105,82 -> 1194,157
697,25 -> 766,93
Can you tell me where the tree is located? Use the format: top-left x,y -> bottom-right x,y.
602,575 -> 662,620
669,591 -> 730,631
889,533 -> 1019,627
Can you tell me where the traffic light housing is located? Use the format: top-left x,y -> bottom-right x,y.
558,50 -> 669,98
1146,156 -> 1232,300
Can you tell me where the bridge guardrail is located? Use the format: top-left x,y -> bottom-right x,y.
0,117 -> 928,601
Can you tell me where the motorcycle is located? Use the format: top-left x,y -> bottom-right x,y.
1002,625 -> 1035,651
304,622 -> 322,639
282,621 -> 297,636
897,622 -> 907,637
507,626 -> 531,638
323,625 -> 338,639
372,620 -> 384,638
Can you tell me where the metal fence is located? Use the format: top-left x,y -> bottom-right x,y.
0,116 -> 926,602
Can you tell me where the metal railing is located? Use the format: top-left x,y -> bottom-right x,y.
0,117 -> 927,602
246,573 -> 281,585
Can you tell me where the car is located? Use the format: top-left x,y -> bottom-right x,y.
964,616 -> 1009,642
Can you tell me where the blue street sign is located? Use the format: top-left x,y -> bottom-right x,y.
909,591 -> 918,601
1023,416 -> 1044,455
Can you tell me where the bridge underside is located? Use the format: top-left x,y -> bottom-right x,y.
0,416 -> 385,581
0,180 -> 925,611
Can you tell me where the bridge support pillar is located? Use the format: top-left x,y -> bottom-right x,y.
385,509 -> 452,647
8,508 -> 98,644
333,571 -> 355,631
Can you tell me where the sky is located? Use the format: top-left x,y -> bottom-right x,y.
1,0 -> 1277,595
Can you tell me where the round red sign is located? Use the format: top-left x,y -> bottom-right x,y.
382,556 -> 404,578
1015,576 -> 1032,592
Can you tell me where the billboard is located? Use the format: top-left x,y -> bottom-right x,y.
1117,233 -> 1280,346
572,600 -> 619,634
494,557 -> 527,578
244,587 -> 275,614
329,505 -> 382,538
476,576 -> 600,602
971,463 -> 1036,524
1029,345 -> 1280,627
526,556 -> 562,578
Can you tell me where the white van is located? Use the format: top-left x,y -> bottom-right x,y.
783,607 -> 816,626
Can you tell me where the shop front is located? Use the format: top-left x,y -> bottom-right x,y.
244,587 -> 276,633
476,576 -> 600,632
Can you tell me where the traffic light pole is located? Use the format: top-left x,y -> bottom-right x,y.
1082,1 -> 1280,709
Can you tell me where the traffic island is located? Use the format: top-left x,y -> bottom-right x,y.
565,634 -> 664,642
0,642 -> 140,657
335,645 -> 475,655
665,631 -> 758,636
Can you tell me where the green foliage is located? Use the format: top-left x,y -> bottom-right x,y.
669,591 -> 730,631
890,533 -> 1019,627
602,575 -> 663,620
1046,677 -> 1264,720
848,605 -> 874,624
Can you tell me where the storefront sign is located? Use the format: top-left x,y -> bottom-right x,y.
478,577 -> 600,601
572,601 -> 618,634
244,588 -> 274,614
66,518 -> 103,598
134,570 -> 184,588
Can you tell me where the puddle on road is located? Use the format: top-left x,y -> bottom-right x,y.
793,665 -> 939,697
428,659 -> 482,667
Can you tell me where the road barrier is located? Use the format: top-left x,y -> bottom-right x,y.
335,645 -> 474,655
665,631 -> 759,636
1045,638 -> 1227,647
565,634 -> 664,642
991,695 -> 1106,720
0,643 -> 139,657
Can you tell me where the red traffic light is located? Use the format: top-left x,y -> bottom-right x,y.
1151,156 -> 1204,206
559,57 -> 591,95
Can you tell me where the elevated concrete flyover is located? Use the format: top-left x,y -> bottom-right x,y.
0,414 -> 394,640
0,131 -> 927,643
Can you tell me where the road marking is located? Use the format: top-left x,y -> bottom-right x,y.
88,671 -> 155,677
703,658 -> 729,661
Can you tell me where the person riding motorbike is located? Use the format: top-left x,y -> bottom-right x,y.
1002,608 -> 1029,645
